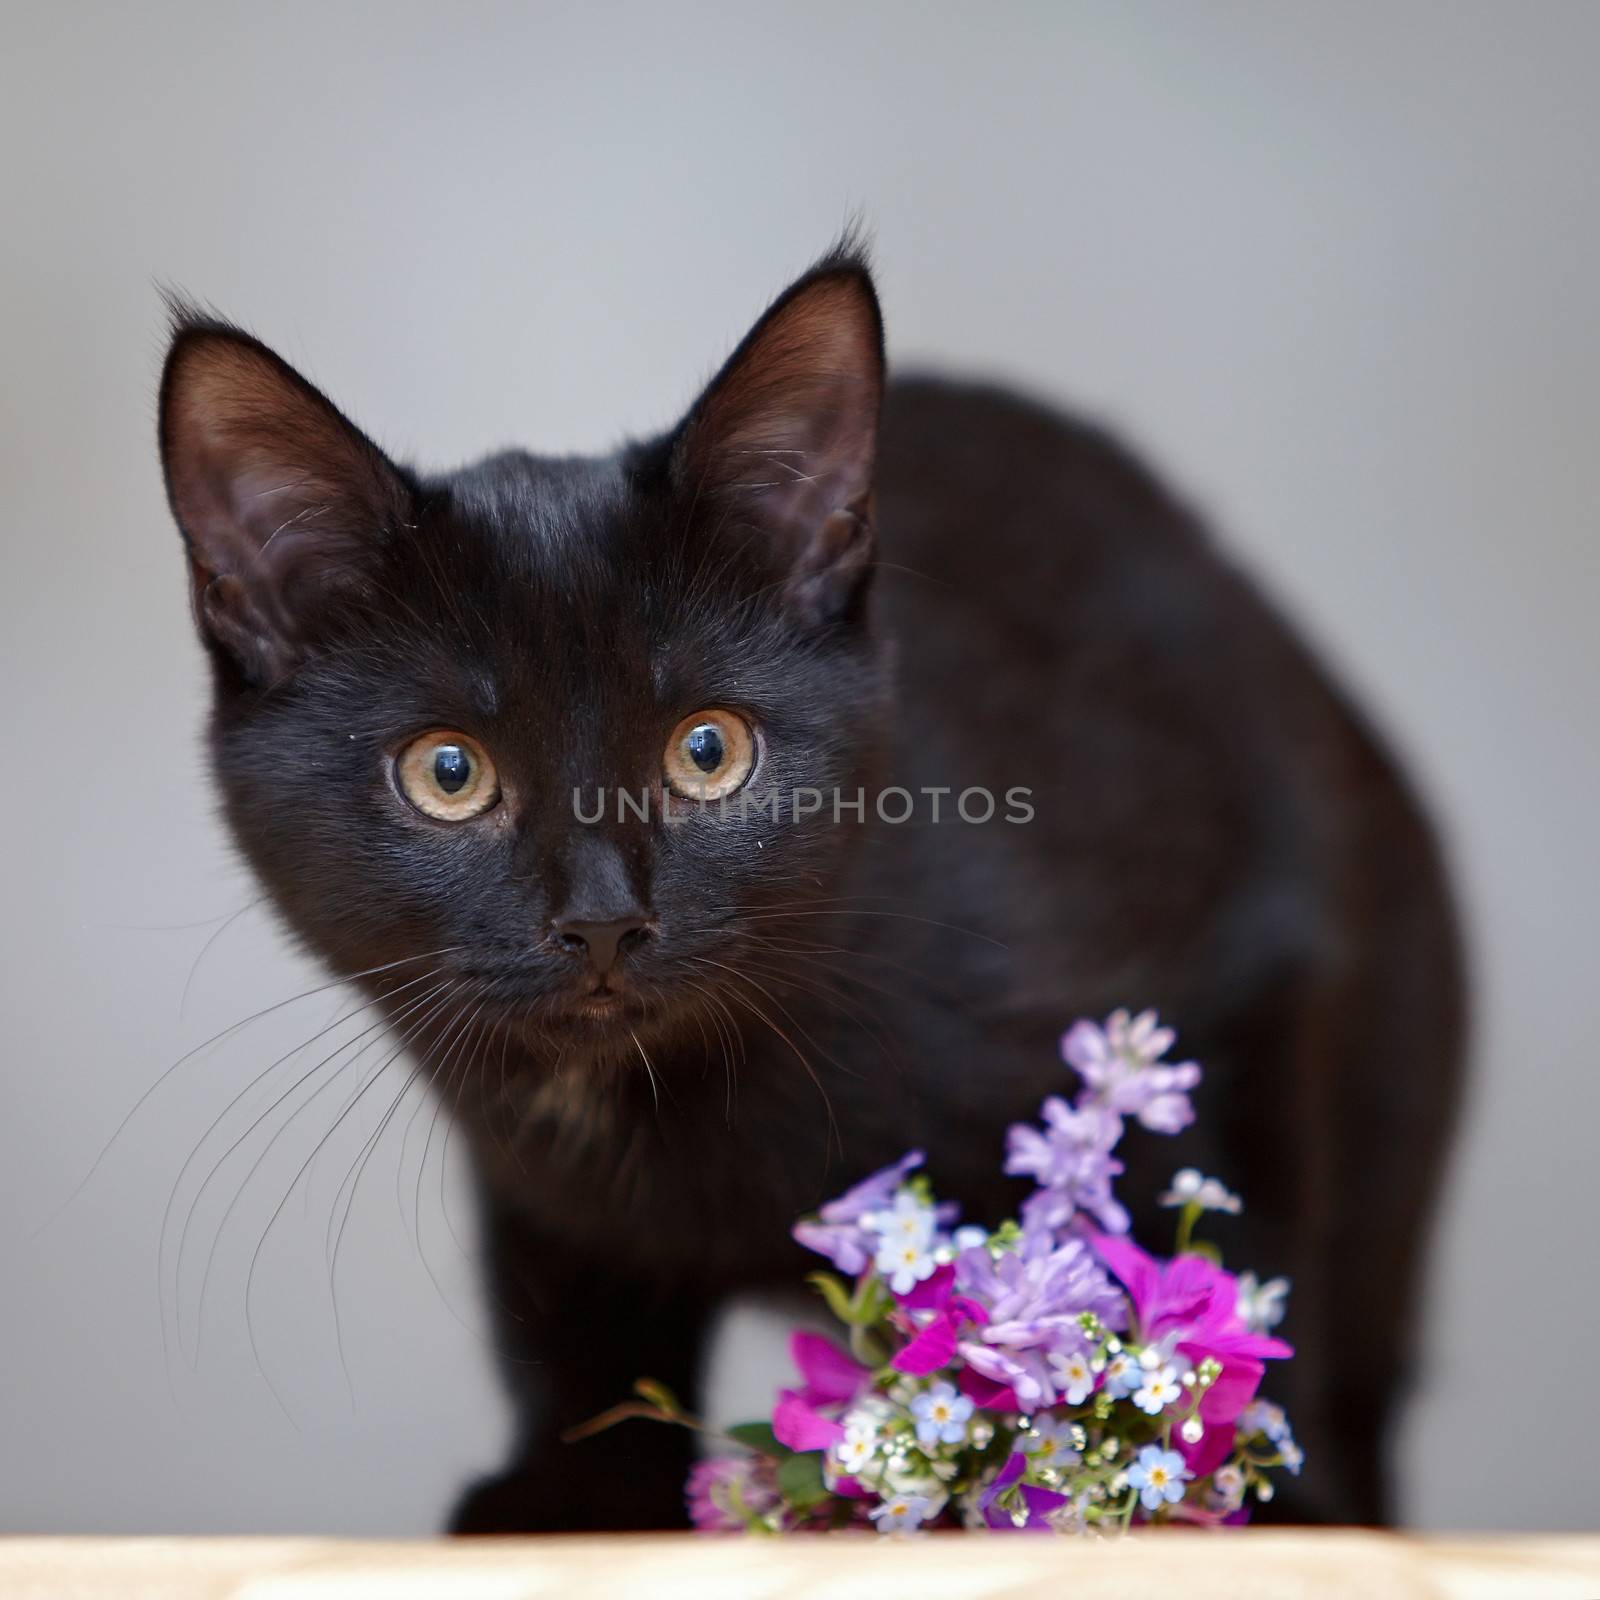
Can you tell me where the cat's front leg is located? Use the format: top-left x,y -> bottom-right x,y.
450,1204 -> 712,1533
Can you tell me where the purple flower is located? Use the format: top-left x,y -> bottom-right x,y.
1062,1009 -> 1200,1134
953,1227 -> 1124,1407
686,1455 -> 777,1531
979,1450 -> 1070,1531
791,1150 -> 926,1274
1006,1097 -> 1129,1234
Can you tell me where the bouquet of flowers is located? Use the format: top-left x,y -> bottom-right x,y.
590,1010 -> 1301,1535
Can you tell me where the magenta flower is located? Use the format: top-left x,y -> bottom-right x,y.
890,1265 -> 989,1376
770,1331 -> 872,1453
1092,1233 -> 1292,1475
959,1365 -> 1020,1412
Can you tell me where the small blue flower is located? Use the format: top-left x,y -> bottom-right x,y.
869,1492 -> 935,1533
910,1380 -> 974,1446
1101,1349 -> 1140,1399
1020,1413 -> 1081,1470
1240,1400 -> 1291,1443
1125,1444 -> 1190,1511
1132,1362 -> 1180,1415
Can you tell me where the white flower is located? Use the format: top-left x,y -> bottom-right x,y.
1159,1168 -> 1242,1214
1132,1362 -> 1181,1415
1235,1271 -> 1290,1332
1020,1413 -> 1082,1471
864,1190 -> 937,1248
869,1491 -> 935,1533
911,1380 -> 973,1447
834,1422 -> 877,1476
1047,1347 -> 1096,1405
875,1234 -> 938,1294
952,1225 -> 990,1252
1210,1463 -> 1245,1509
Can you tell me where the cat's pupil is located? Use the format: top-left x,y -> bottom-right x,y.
433,746 -> 471,794
686,724 -> 724,773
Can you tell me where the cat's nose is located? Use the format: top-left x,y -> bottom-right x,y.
553,915 -> 651,975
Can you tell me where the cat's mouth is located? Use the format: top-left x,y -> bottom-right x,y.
574,986 -> 629,1020
548,975 -> 658,1032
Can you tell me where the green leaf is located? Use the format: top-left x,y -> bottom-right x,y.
806,1271 -> 858,1325
776,1450 -> 829,1510
726,1421 -> 791,1459
848,1323 -> 889,1367
850,1274 -> 887,1324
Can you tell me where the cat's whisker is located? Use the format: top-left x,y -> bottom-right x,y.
41,945 -> 468,1238
704,948 -> 904,1074
176,975 -> 456,1368
686,957 -> 843,1166
232,979 -> 475,1420
179,896 -> 262,1020
397,998 -> 485,1249
159,969 -> 448,1370
629,1028 -> 663,1116
416,1005 -> 492,1262
673,974 -> 743,1126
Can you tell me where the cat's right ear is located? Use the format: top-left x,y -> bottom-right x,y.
158,306 -> 410,686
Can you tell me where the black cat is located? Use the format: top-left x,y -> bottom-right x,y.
157,241 -> 1463,1531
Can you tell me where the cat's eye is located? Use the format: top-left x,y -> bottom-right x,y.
396,730 -> 501,822
663,709 -> 756,801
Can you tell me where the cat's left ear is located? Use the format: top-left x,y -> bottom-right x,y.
672,247 -> 884,626
158,306 -> 411,686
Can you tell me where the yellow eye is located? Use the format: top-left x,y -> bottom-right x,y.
663,709 -> 756,801
396,730 -> 500,822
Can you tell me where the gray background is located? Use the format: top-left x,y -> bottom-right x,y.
2,0 -> 1595,1534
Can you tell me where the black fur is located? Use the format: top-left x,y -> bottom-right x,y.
157,243 -> 1463,1530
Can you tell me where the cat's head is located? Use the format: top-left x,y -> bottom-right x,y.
158,246 -> 888,1069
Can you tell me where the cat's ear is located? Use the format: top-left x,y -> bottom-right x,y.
158,305 -> 410,685
673,246 -> 884,625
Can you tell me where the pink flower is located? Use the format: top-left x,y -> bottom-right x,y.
771,1332 -> 871,1453
1092,1233 -> 1291,1475
686,1455 -> 776,1531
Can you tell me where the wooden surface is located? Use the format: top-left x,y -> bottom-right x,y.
0,1533 -> 1596,1599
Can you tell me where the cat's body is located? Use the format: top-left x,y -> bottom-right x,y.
159,249 -> 1462,1533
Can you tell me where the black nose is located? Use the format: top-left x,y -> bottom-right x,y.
553,915 -> 650,975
